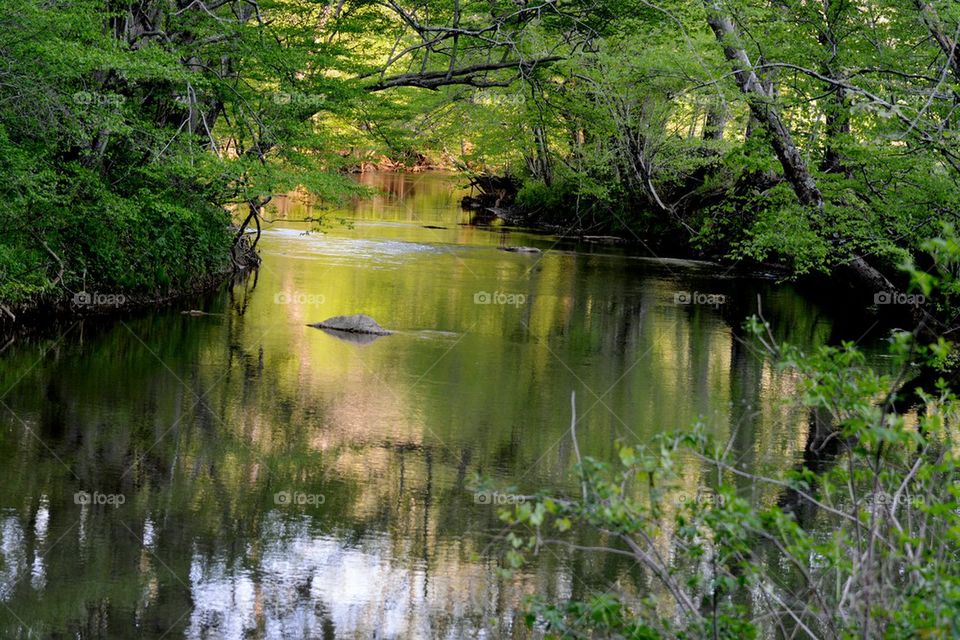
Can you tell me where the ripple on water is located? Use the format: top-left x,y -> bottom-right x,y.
262,228 -> 443,268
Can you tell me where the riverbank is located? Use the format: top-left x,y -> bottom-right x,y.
3,165 -> 914,338
0,230 -> 259,335
460,171 -> 919,319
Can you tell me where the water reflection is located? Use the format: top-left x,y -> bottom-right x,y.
0,173 -> 885,638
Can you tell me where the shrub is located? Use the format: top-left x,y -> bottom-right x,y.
496,233 -> 960,638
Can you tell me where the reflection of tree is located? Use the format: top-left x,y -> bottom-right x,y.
0,174 -> 860,637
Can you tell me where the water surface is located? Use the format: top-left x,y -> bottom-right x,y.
0,172 -> 885,638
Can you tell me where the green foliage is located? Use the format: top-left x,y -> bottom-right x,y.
7,0 -> 958,310
493,238 -> 960,637
398,0 -> 960,288
0,0 -> 380,309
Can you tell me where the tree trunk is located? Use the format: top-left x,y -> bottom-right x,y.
703,0 -> 896,294
820,91 -> 850,175
533,125 -> 552,186
915,0 -> 960,82
704,4 -> 821,207
703,100 -> 727,141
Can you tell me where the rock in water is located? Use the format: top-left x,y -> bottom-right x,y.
308,314 -> 392,335
498,246 -> 542,254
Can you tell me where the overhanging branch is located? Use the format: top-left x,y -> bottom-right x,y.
364,56 -> 562,91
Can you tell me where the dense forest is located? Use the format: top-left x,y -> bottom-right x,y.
4,1 -> 960,638
3,0 -> 959,316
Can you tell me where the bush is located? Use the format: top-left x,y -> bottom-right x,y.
495,233 -> 960,638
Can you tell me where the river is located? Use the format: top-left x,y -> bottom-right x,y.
0,172 -> 887,638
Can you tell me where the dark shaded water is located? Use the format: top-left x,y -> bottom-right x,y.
0,173 -> 887,638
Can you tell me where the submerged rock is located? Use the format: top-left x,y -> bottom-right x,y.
498,246 -> 542,254
582,235 -> 626,245
308,314 -> 392,336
